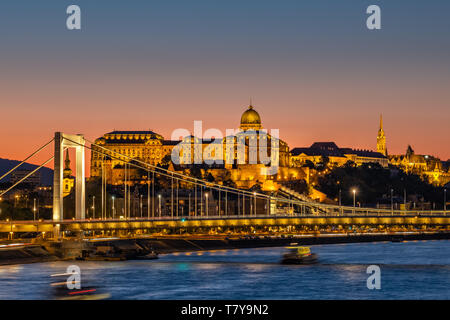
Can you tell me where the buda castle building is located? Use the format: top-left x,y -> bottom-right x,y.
90,107 -> 450,190
91,105 -> 306,191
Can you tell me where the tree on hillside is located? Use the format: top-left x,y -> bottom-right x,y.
316,162 -> 445,208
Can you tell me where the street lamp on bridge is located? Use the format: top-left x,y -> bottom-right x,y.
391,188 -> 394,215
351,188 -> 357,215
92,195 -> 96,219
253,192 -> 257,216
33,198 -> 37,221
158,194 -> 162,217
112,196 -> 115,219
445,189 -> 447,213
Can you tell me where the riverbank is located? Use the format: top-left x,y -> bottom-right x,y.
0,244 -> 58,266
1,231 -> 449,265
132,231 -> 450,254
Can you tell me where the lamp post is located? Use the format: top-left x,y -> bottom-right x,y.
352,189 -> 356,213
92,196 -> 96,219
338,189 -> 342,207
188,192 -> 191,217
158,194 -> 162,217
404,188 -> 407,210
253,192 -> 257,216
112,196 -> 115,219
33,198 -> 37,221
140,194 -> 143,218
444,189 -> 447,213
205,193 -> 209,217
391,188 -> 394,215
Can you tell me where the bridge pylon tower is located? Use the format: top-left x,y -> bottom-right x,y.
53,132 -> 86,223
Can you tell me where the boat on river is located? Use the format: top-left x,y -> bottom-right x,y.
50,273 -> 111,300
281,246 -> 318,265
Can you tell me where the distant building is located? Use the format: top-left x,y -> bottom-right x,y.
374,115 -> 449,186
290,142 -> 388,168
63,149 -> 74,197
389,145 -> 450,186
376,114 -> 387,156
10,169 -> 41,187
90,104 -> 306,191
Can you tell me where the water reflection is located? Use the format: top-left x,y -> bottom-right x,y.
0,240 -> 448,300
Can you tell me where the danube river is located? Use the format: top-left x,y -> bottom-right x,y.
0,240 -> 449,299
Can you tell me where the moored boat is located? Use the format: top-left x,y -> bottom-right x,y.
132,251 -> 159,260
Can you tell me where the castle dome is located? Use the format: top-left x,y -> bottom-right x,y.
240,105 -> 262,130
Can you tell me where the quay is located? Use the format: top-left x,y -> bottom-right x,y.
1,231 -> 449,266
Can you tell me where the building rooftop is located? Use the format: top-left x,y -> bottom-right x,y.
291,142 -> 387,159
106,130 -> 159,135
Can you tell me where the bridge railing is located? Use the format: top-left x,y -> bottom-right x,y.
2,210 -> 447,226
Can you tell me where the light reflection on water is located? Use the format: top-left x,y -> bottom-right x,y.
0,240 -> 449,300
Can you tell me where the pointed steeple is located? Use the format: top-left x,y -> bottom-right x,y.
64,149 -> 70,168
377,114 -> 387,156
63,149 -> 72,178
378,114 -> 384,134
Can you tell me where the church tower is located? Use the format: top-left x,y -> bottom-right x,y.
376,114 -> 387,156
62,149 -> 74,197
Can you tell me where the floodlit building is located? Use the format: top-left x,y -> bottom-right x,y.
10,169 -> 41,187
90,104 -> 306,191
389,145 -> 450,186
290,142 -> 388,168
63,149 -> 75,197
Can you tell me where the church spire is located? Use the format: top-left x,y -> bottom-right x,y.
63,149 -> 72,178
377,114 -> 387,156
64,149 -> 70,169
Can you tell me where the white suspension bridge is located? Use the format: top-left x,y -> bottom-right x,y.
0,132 -> 448,238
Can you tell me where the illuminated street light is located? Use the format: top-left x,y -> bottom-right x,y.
33,198 -> 37,221
391,188 -> 394,214
92,195 -> 96,219
444,189 -> 447,213
205,193 -> 209,216
158,194 -> 162,217
352,189 -> 357,209
140,194 -> 143,218
112,196 -> 116,219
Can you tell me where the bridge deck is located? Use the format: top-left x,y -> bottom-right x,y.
1,214 -> 449,233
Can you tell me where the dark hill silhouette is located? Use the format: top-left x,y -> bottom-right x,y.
0,158 -> 53,186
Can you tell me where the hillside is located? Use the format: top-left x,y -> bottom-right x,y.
0,158 -> 53,186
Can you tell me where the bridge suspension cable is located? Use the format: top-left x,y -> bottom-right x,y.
61,135 -> 446,217
63,136 -> 269,201
0,155 -> 55,197
0,138 -> 54,183
81,137 -> 270,199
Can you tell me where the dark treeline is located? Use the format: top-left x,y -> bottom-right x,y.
316,162 -> 447,208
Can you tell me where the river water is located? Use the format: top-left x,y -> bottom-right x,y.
0,240 -> 449,299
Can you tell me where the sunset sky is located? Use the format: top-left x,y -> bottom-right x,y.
0,0 -> 449,174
